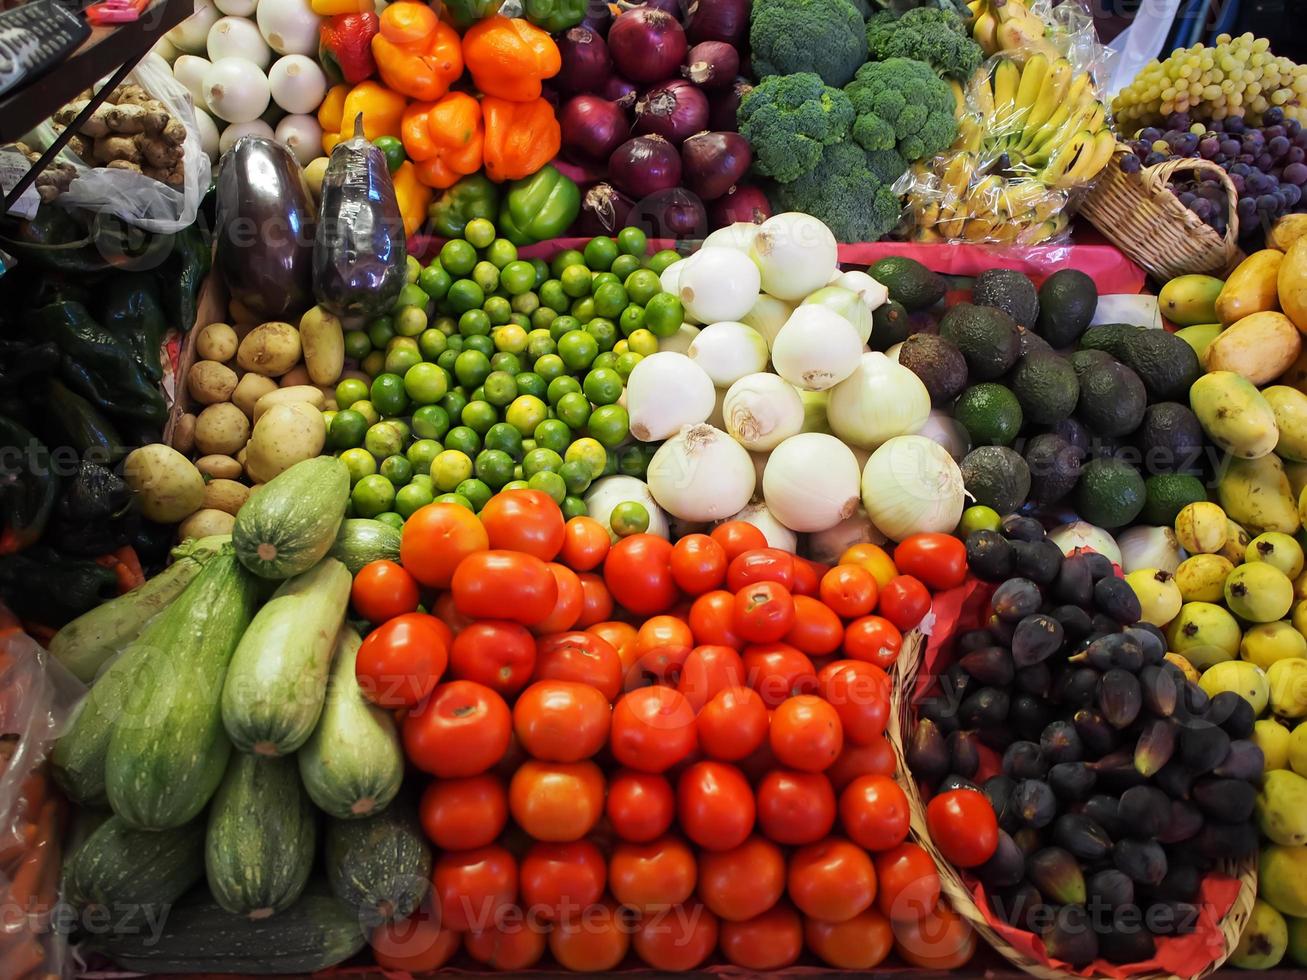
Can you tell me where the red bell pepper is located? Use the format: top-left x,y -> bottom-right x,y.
319,11 -> 380,85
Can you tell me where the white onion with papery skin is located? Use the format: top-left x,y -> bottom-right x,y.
203,57 -> 270,122
1118,526 -> 1183,574
723,373 -> 803,451
208,16 -> 272,68
826,351 -> 930,449
770,305 -> 862,391
625,351 -> 715,442
722,501 -> 797,552
832,270 -> 890,317
688,321 -> 768,387
763,432 -> 862,532
658,322 -> 700,355
801,285 -> 872,344
677,246 -> 760,323
739,293 -> 793,348
647,424 -> 755,522
861,435 -> 965,541
703,221 -> 760,253
749,212 -> 838,300
1048,522 -> 1122,566
916,409 -> 971,461
585,476 -> 670,540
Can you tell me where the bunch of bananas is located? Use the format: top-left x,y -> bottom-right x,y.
967,0 -> 1059,64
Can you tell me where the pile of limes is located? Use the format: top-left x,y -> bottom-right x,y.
324,222 -> 686,526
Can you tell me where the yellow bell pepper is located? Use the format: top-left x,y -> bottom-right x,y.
391,161 -> 434,238
310,0 -> 373,14
319,80 -> 407,154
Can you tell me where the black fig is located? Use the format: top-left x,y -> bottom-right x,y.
1042,903 -> 1099,968
958,627 -> 998,652
967,530 -> 1014,582
1002,514 -> 1046,541
908,718 -> 950,785
1205,691 -> 1255,739
1139,664 -> 1178,717
1118,786 -> 1169,839
920,696 -> 960,733
1053,553 -> 1093,607
1157,800 -> 1204,844
1053,813 -> 1112,861
1010,694 -> 1055,741
1152,861 -> 1200,902
994,882 -> 1044,931
947,729 -> 981,779
1180,721 -> 1230,773
1193,821 -> 1259,861
977,830 -> 1026,889
1094,576 -> 1142,623
1124,623 -> 1166,665
1050,603 -> 1094,638
937,774 -> 981,793
1012,538 -> 1063,585
1113,838 -> 1167,885
983,775 -> 1019,831
1012,613 -> 1065,666
1048,762 -> 1096,801
1083,795 -> 1124,838
1013,779 -> 1057,828
1153,760 -> 1195,799
992,577 -> 1042,622
1098,668 -> 1143,729
1029,846 -> 1087,904
1083,551 -> 1115,581
959,646 -> 1015,686
959,687 -> 1010,729
1191,777 -> 1256,822
1073,709 -> 1117,756
1003,740 -> 1049,780
1041,720 -> 1084,764
1060,667 -> 1103,708
1086,869 -> 1134,910
1016,662 -> 1054,697
1133,719 -> 1176,777
1212,739 -> 1265,781
1098,907 -> 1156,964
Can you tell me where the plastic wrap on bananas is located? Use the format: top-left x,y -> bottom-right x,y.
966,0 -> 1109,79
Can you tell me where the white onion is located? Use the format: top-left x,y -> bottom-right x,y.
167,0 -> 221,53
173,54 -> 211,106
826,352 -> 930,450
218,118 -> 274,153
584,476 -> 670,540
203,57 -> 270,122
722,501 -> 797,552
799,389 -> 831,434
678,247 -> 761,324
275,113 -> 322,164
647,424 -> 756,522
748,212 -> 838,301
740,293 -> 793,349
152,35 -> 180,63
806,508 -> 886,564
1048,522 -> 1122,566
625,351 -> 715,442
771,305 -> 862,391
659,257 -> 688,297
801,286 -> 872,344
268,54 -> 327,113
861,435 -> 965,542
1118,526 -> 1183,574
832,270 -> 889,317
749,450 -> 769,490
658,323 -> 698,356
215,0 -> 258,14
885,342 -> 903,361
763,433 -> 861,532
194,107 -> 221,160
256,0 -> 320,55
917,409 -> 971,461
207,16 -> 271,68
703,222 -> 762,253
723,374 -> 804,451
688,322 -> 769,388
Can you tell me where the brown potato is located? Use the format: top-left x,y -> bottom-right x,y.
194,402 -> 251,456
196,322 -> 238,362
188,360 -> 238,405
236,321 -> 301,377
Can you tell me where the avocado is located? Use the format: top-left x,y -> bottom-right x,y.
1010,352 -> 1080,424
1069,348 -> 1118,381
869,300 -> 913,351
954,383 -> 1023,446
1077,361 -> 1147,438
1139,401 -> 1206,475
1119,328 -> 1202,402
1017,324 -> 1054,358
1024,432 -> 1083,506
868,257 -> 945,312
1037,269 -> 1098,348
938,303 -> 1021,380
898,334 -> 967,405
1079,322 -> 1141,359
1140,473 -> 1208,526
972,269 -> 1040,327
1074,457 -> 1146,529
1052,416 -> 1093,454
960,445 -> 1031,516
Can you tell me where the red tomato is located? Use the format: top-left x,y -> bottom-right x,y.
688,590 -> 744,648
792,558 -> 825,597
806,907 -> 895,969
604,534 -> 678,616
874,842 -> 941,922
452,551 -> 558,627
670,534 -> 728,594
925,789 -> 999,868
840,543 -> 898,589
419,774 -> 508,851
726,548 -> 795,591
755,769 -> 836,845
719,902 -> 803,970
403,680 -> 511,778
696,686 -> 768,762
879,574 -> 932,631
817,660 -> 890,746
371,903 -> 461,971
827,736 -> 897,791
710,521 -> 768,562
527,563 -> 583,635
606,769 -> 676,843
733,581 -> 796,644
512,680 -> 610,762
464,916 -> 546,970
893,900 -> 977,969
433,592 -> 474,636
610,687 -> 697,773
676,761 -> 755,852
840,774 -> 911,852
633,903 -> 718,971
508,759 -> 605,842
574,572 -> 613,628
844,615 -> 903,670
820,564 -> 879,619
534,631 -> 622,703
548,901 -> 631,972
742,642 -> 818,707
894,533 -> 968,590
351,560 -> 419,623
785,595 -> 844,655
696,836 -> 785,922
787,837 -> 877,923
356,612 -> 448,708
677,644 -> 745,712
769,695 -> 843,772
401,502 -> 489,588
608,836 -> 696,912
432,844 -> 518,932
560,516 -> 610,571
479,488 -> 566,561
627,615 -> 694,686
450,621 -> 536,697
519,839 -> 606,921
586,621 -> 636,667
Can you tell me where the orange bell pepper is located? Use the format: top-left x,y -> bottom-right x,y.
310,0 -> 372,14
391,161 -> 434,238
481,95 -> 560,182
320,80 -> 406,153
404,91 -> 484,189
462,16 -> 560,102
371,2 -> 463,102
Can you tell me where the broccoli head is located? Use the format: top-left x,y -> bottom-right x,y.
866,8 -> 983,80
771,141 -> 903,243
738,73 -> 855,183
844,57 -> 958,163
749,0 -> 867,88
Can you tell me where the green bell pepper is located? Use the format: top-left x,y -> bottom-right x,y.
442,0 -> 503,29
158,220 -> 211,332
524,0 -> 586,33
497,166 -> 582,246
429,174 -> 502,240
99,273 -> 168,382
0,416 -> 58,556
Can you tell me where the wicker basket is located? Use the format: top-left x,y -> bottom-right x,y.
888,630 -> 1258,980
1080,147 -> 1244,282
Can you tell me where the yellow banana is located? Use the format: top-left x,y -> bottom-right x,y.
1012,53 -> 1050,136
1041,129 -> 1090,185
972,9 -> 999,55
948,79 -> 967,117
940,152 -> 977,197
1022,58 -> 1072,143
1058,129 -> 1117,186
1024,99 -> 1100,165
991,59 -> 1021,130
970,66 -> 996,118
963,217 -> 999,241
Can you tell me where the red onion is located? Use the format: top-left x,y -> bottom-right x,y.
602,75 -> 639,109
581,6 -> 613,36
555,27 -> 612,95
682,41 -> 739,89
608,8 -> 688,83
708,76 -> 753,131
630,187 -> 708,238
618,0 -> 687,17
709,184 -> 772,228
560,95 -> 631,167
680,130 -> 751,200
634,79 -> 708,144
686,0 -> 748,44
577,182 -> 636,235
608,134 -> 682,197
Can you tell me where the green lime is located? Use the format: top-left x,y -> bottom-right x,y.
395,306 -> 428,337
484,370 -> 519,407
953,383 -> 1023,447
540,279 -> 569,313
527,328 -> 556,359
419,262 -> 452,300
411,473 -> 434,492
461,400 -> 498,435
384,337 -> 422,375
583,235 -> 618,270
644,292 -> 684,338
534,354 -> 567,382
550,315 -> 581,342
472,260 -> 500,294
403,362 -> 446,405
506,394 -> 548,435
547,375 -> 582,404
588,404 -> 629,448
380,454 -> 414,487
435,315 -> 458,336
395,481 -> 435,519
558,330 -> 599,371
340,447 -> 378,484
558,458 -> 593,495
516,372 -> 547,400
374,135 -> 406,172
368,316 -> 395,348
465,218 -> 496,248
329,409 -> 368,450
959,505 -> 1003,536
453,349 -> 491,389
412,404 -> 451,442
394,283 -> 430,312
585,317 -> 618,352
445,331 -> 465,350
490,351 -> 522,375
336,377 -> 369,410
485,421 -> 524,460
535,419 -> 571,454
452,478 -> 490,511
418,328 -> 448,362
371,511 -> 403,528
617,226 -> 648,256
493,324 -> 529,354
434,493 -> 474,510
407,254 -> 423,282
502,480 -> 529,492
406,438 -> 442,474
647,249 -> 681,275
512,292 -> 539,316
618,443 -> 653,478
592,272 -> 620,290
431,449 -> 474,491
486,238 -> 518,268
445,425 -> 481,456
448,279 -> 485,315
627,329 -> 659,356
344,330 -> 372,359
611,500 -> 650,536
350,399 -> 380,426
475,449 -> 516,489
459,309 -> 492,337
583,367 -> 623,406
561,494 -> 588,520
570,296 -> 596,323
618,304 -> 646,336
509,312 -> 531,329
370,374 -> 409,417
353,474 -> 397,518
567,438 -> 608,478
530,258 -> 549,287
389,419 -> 411,443
593,281 -> 628,318
614,351 -> 643,381
611,253 -> 642,280
560,264 -> 593,298
437,349 -> 459,374
524,447 -> 564,476
441,239 -> 477,277
551,249 -> 586,278
602,449 -> 620,476
365,421 -> 405,460
501,260 -> 537,295
527,470 -> 567,504
623,268 -> 661,306
464,334 -> 495,357
592,351 -> 617,372
556,391 -> 591,429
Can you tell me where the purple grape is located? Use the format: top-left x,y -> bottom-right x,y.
1168,112 -> 1192,131
1220,138 -> 1241,157
1288,147 -> 1304,164
1265,124 -> 1287,139
1199,136 -> 1220,158
1195,199 -> 1215,221
1270,136 -> 1291,158
1238,196 -> 1258,221
1239,153 -> 1256,164
1226,116 -> 1247,134
1177,191 -> 1197,206
1229,173 -> 1246,193
1258,193 -> 1280,212
1210,119 -> 1226,132
1295,133 -> 1307,150
1231,162 -> 1252,177
1284,184 -> 1303,206
1285,162 -> 1307,185
1257,152 -> 1275,170
1145,151 -> 1169,166
1140,127 -> 1163,143
1288,120 -> 1302,137
1265,107 -> 1286,125
1119,154 -> 1142,174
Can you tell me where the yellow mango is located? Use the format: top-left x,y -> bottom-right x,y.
1189,370 -> 1280,459
1175,322 -> 1223,359
1205,311 -> 1302,386
1160,274 -> 1224,326
1267,386 -> 1307,463
1270,213 -> 1307,252
1219,454 -> 1301,536
1280,236 -> 1307,334
1216,249 -> 1284,326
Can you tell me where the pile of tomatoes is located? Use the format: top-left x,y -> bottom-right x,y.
345,488 -> 979,973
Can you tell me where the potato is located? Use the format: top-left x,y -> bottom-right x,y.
196,322 -> 238,362
203,478 -> 251,516
237,321 -> 301,377
232,373 -> 278,418
245,401 -> 326,484
194,402 -> 251,456
172,412 -> 196,454
279,364 -> 312,388
124,444 -> 205,522
300,306 -> 345,386
178,508 -> 237,540
237,446 -> 248,468
196,454 -> 242,480
253,385 -> 325,421
188,360 -> 239,405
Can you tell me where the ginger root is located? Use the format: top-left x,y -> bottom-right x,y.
105,159 -> 142,173
94,134 -> 139,164
105,103 -> 146,134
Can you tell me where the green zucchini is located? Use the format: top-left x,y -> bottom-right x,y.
326,798 -> 431,926
90,885 -> 367,974
104,551 -> 259,830
233,457 -> 349,580
328,518 -> 402,574
49,535 -> 229,683
298,627 -> 403,819
63,814 -> 205,922
205,752 -> 317,919
221,558 -> 351,756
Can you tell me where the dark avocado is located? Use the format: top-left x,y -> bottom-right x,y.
1079,322 -> 1141,360
898,333 -> 968,405
1138,402 -> 1206,475
1011,352 -> 1080,424
939,303 -> 1022,381
1077,361 -> 1148,438
961,445 -> 1032,516
1037,269 -> 1098,348
1119,328 -> 1202,402
973,269 -> 1040,327
868,256 -> 946,311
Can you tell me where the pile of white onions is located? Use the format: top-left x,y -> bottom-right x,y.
861,436 -> 966,541
688,322 -> 769,387
827,353 -> 931,450
625,352 -> 715,442
771,305 -> 862,391
723,374 -> 803,451
762,433 -> 861,533
647,424 -> 755,522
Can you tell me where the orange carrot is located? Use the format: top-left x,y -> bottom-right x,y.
6,802 -> 55,910
113,546 -> 144,592
0,934 -> 45,978
17,771 -> 46,820
0,822 -> 36,871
